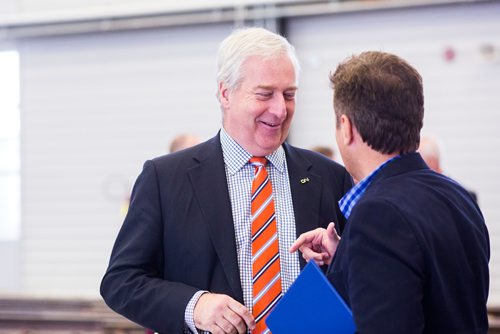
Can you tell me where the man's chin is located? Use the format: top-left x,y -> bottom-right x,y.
256,142 -> 283,156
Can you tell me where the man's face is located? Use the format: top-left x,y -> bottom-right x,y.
221,55 -> 297,157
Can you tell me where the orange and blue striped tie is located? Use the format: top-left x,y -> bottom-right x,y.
249,157 -> 282,334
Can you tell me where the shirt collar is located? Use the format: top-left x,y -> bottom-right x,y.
220,127 -> 285,175
339,155 -> 400,219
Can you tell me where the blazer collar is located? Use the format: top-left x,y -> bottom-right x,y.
370,152 -> 429,186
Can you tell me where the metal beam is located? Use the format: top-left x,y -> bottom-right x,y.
0,0 -> 494,39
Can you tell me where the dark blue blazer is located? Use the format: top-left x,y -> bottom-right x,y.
328,153 -> 489,333
100,133 -> 352,333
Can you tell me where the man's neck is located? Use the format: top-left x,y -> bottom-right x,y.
354,149 -> 399,181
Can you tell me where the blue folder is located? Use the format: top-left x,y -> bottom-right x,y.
266,261 -> 356,334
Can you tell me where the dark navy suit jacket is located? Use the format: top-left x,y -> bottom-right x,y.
328,153 -> 489,333
100,133 -> 352,333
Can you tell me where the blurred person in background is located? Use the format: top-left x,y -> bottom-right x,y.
417,135 -> 442,173
291,51 -> 489,333
311,145 -> 335,160
419,135 -> 478,203
101,27 -> 352,334
169,134 -> 201,153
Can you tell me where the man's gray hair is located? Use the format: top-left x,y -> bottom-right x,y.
216,27 -> 300,100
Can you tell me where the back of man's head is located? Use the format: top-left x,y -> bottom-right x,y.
311,145 -> 335,160
216,26 -> 300,100
169,134 -> 200,153
330,51 -> 424,155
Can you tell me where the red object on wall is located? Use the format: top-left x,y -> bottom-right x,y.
443,46 -> 456,62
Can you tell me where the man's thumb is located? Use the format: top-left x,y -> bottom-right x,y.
327,222 -> 336,236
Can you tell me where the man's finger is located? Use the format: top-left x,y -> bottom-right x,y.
216,316 -> 237,334
300,246 -> 325,262
223,312 -> 246,334
228,299 -> 255,331
326,222 -> 335,236
289,234 -> 307,253
212,323 -> 227,334
290,230 -> 318,253
327,222 -> 340,241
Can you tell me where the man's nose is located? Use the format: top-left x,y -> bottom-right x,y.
269,94 -> 287,120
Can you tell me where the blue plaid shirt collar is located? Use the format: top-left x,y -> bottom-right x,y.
220,127 -> 285,175
339,155 -> 400,219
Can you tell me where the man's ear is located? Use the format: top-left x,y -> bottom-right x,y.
340,114 -> 354,145
219,82 -> 230,108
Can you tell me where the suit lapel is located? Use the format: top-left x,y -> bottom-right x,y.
187,135 -> 244,302
284,144 -> 322,269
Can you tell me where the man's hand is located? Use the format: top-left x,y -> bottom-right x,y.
289,222 -> 340,266
194,293 -> 255,334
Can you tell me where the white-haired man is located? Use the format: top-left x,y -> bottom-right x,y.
101,27 -> 352,334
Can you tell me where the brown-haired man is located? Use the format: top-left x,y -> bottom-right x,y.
291,51 -> 489,333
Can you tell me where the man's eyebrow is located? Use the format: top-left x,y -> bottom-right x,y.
253,85 -> 272,90
254,85 -> 298,90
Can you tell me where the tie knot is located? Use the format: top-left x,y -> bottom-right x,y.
249,157 -> 267,167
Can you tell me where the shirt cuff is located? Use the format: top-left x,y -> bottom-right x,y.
185,290 -> 208,334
